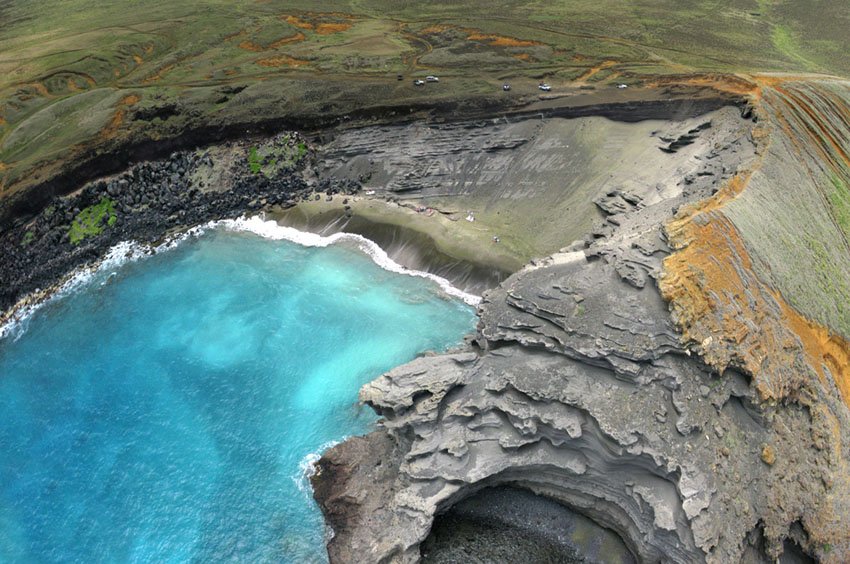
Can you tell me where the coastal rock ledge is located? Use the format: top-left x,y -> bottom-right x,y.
312,96 -> 850,562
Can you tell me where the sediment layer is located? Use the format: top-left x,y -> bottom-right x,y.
659,74 -> 850,561
312,80 -> 850,563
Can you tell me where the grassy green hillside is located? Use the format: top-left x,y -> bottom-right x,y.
0,0 -> 847,205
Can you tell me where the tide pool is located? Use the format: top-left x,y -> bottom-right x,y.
0,227 -> 476,562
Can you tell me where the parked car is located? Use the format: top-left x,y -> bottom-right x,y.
538,83 -> 552,91
413,79 -> 425,86
503,83 -> 511,91
617,83 -> 629,89
426,75 -> 439,82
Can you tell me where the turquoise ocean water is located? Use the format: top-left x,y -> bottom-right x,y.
0,225 -> 476,562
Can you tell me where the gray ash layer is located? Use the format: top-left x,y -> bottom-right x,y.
310,104 -> 836,562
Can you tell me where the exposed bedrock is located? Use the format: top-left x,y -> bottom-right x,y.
420,486 -> 637,563
314,104 -> 749,261
313,97 -> 847,562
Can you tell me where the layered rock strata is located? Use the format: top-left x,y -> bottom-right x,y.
660,76 -> 850,559
313,92 -> 849,562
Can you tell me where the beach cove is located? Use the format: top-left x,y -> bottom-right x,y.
0,224 -> 476,562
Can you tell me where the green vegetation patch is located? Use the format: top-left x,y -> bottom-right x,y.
248,147 -> 263,174
68,196 -> 117,244
246,136 -> 309,178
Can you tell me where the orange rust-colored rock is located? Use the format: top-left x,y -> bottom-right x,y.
660,80 -> 850,559
255,56 -> 308,68
661,172 -> 850,408
281,13 -> 354,34
270,32 -> 305,48
783,303 -> 850,408
466,32 -> 541,47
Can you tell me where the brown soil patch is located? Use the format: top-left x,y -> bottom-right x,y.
421,25 -> 453,34
256,56 -> 308,68
466,32 -> 541,47
133,55 -> 143,65
20,82 -> 50,98
283,15 -> 313,30
575,60 -> 617,82
239,32 -> 306,52
512,53 -> 531,62
142,64 -> 174,84
650,73 -> 760,98
100,95 -> 140,140
270,32 -> 306,48
315,23 -> 352,35
239,40 -> 265,52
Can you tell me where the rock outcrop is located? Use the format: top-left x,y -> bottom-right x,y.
313,87 -> 850,563
0,133 -> 333,318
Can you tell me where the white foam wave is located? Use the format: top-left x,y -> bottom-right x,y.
0,229 -> 201,342
293,438 -> 345,498
1,215 -> 481,342
216,215 -> 482,306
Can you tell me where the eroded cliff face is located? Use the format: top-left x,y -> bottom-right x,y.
661,77 -> 850,558
312,83 -> 850,563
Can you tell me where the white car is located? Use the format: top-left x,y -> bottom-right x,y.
617,83 -> 629,89
538,83 -> 552,91
426,75 -> 439,82
413,79 -> 425,86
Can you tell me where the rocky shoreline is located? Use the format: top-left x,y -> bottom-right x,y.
0,132 -> 367,325
1,93 -> 741,327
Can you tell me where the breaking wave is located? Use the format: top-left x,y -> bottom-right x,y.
0,216 -> 481,341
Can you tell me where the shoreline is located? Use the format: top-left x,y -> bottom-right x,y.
0,214 -> 484,341
270,195 -> 518,293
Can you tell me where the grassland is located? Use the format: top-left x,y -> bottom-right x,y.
0,0 -> 847,214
